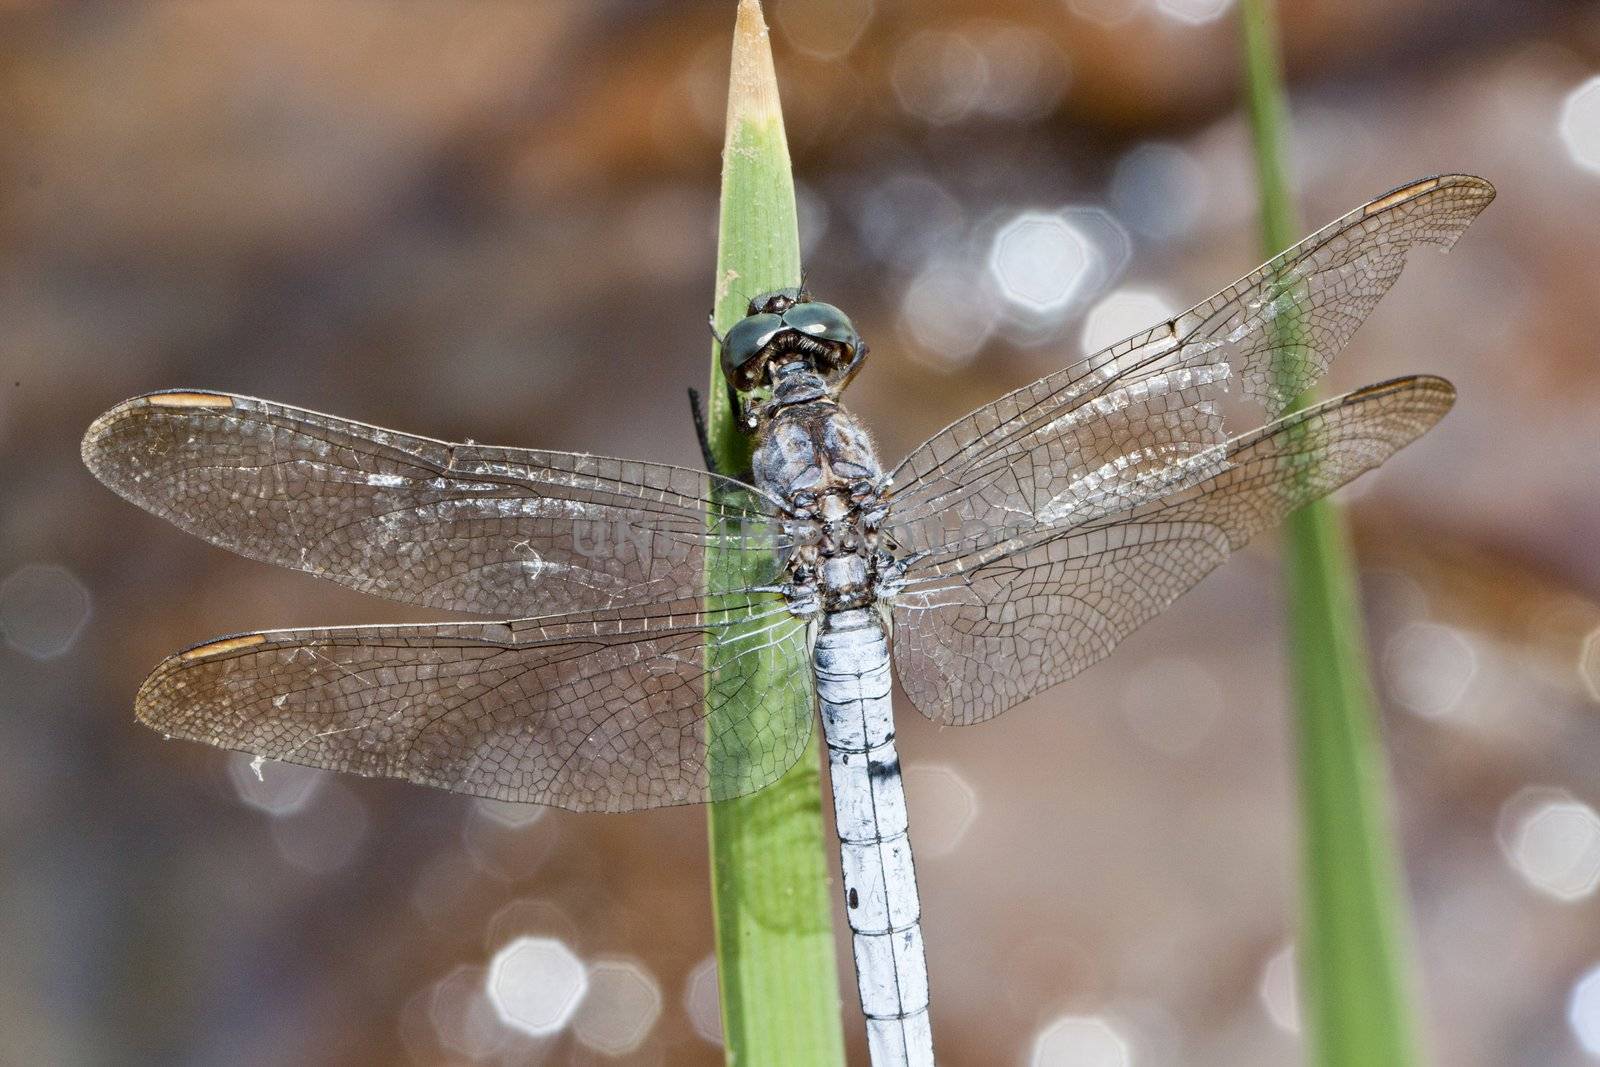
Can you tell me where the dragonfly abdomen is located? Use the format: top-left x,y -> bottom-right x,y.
816,608 -> 935,1067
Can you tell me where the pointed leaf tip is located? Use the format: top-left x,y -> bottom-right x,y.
728,0 -> 783,130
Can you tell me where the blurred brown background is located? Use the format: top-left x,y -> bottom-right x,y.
3,1 -> 1599,1064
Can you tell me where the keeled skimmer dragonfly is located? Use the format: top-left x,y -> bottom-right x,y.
83,174 -> 1492,1066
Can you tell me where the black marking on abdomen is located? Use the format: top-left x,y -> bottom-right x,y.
867,756 -> 900,781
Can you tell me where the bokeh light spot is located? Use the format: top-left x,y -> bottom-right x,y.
855,173 -> 966,267
684,954 -> 723,1046
227,753 -> 324,816
1570,963 -> 1600,1055
1080,288 -> 1177,355
463,803 -> 559,881
1067,0 -> 1146,28
1258,943 -> 1300,1035
1154,0 -> 1235,25
990,212 -> 1093,313
487,936 -> 587,1037
1558,76 -> 1600,175
904,764 -> 978,856
969,23 -> 1070,120
1579,627 -> 1600,702
892,30 -> 988,125
573,957 -> 663,1057
1031,1014 -> 1131,1066
1110,142 -> 1209,242
1382,621 -> 1477,719
774,0 -> 874,60
0,563 -> 92,659
474,797 -> 545,829
1498,787 -> 1600,901
987,207 -> 1129,342
900,260 -> 996,370
430,964 -> 507,1060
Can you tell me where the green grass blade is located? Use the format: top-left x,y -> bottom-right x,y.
704,3 -> 846,1065
1239,2 -> 1425,1065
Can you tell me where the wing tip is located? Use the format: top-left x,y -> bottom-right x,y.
134,630 -> 271,733
1438,173 -> 1497,201
1362,173 -> 1496,218
1257,375 -> 1456,450
1349,373 -> 1456,411
82,390 -> 239,475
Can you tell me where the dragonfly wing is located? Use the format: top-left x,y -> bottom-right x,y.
137,595 -> 814,812
885,174 -> 1492,568
82,391 -> 789,616
890,376 -> 1454,725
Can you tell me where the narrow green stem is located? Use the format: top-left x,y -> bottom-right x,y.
1239,3 -> 1424,1065
703,4 -> 847,1065
1240,0 -> 1298,255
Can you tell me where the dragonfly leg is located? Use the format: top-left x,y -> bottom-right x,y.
687,387 -> 721,474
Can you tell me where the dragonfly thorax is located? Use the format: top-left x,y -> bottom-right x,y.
750,388 -> 897,615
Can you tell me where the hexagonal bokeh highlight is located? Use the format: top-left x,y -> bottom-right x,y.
773,0 -> 874,60
990,206 -> 1130,329
968,23 -> 1069,121
1110,142 -> 1209,242
903,764 -> 978,857
1080,288 -> 1177,355
683,954 -> 723,1046
573,957 -> 663,1057
430,964 -> 507,1060
473,796 -> 546,829
1498,787 -> 1600,901
1571,963 -> 1600,1055
1154,0 -> 1234,24
1559,76 -> 1600,175
1258,943 -> 1300,1035
0,563 -> 92,659
227,752 -> 325,816
1382,621 -> 1477,719
900,259 -> 996,370
1579,627 -> 1600,703
891,30 -> 987,125
486,936 -> 588,1036
1066,0 -> 1146,29
483,897 -> 582,957
1031,1014 -> 1131,1067
989,212 -> 1094,313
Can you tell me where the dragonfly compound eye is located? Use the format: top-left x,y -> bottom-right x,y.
720,312 -> 786,391
780,301 -> 863,379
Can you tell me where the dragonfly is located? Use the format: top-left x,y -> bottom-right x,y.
82,173 -> 1492,1067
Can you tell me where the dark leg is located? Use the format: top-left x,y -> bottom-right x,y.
726,376 -> 747,434
688,387 -> 720,474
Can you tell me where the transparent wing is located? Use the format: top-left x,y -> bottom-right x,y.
890,376 -> 1454,725
82,391 -> 790,616
136,595 -> 814,812
886,174 -> 1493,568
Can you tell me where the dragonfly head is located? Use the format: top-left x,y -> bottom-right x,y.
720,290 -> 868,398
